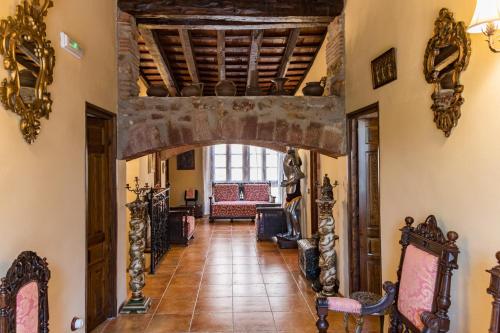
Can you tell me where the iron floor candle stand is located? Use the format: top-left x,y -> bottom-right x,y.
121,177 -> 151,314
316,174 -> 340,297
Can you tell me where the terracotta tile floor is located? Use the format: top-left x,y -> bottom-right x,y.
93,218 -> 379,332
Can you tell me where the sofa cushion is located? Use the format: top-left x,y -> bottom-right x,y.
213,184 -> 240,202
243,183 -> 270,202
397,244 -> 439,330
212,201 -> 269,217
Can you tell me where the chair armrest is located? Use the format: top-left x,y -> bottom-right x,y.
421,311 -> 440,333
360,281 -> 397,315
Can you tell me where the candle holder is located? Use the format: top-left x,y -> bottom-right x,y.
316,174 -> 340,297
126,176 -> 150,202
121,177 -> 151,314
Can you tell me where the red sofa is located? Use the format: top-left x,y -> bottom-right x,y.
209,182 -> 274,222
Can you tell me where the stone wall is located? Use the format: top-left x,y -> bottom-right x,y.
119,96 -> 346,159
325,14 -> 345,97
117,11 -> 140,99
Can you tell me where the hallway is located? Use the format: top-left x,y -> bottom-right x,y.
94,218 -> 378,332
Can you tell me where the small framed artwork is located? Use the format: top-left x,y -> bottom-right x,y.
371,48 -> 397,89
177,150 -> 195,170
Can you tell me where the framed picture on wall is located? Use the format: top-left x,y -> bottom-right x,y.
371,48 -> 397,89
177,150 -> 195,170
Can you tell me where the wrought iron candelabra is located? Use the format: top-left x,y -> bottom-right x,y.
317,174 -> 340,297
121,177 -> 151,314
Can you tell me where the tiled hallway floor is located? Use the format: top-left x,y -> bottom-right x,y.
94,218 -> 379,332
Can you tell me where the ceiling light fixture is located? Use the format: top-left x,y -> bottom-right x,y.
468,0 -> 500,52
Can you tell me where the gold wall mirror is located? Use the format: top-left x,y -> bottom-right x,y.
0,0 -> 55,144
424,8 -> 471,137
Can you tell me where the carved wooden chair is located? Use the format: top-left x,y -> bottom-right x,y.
487,251 -> 500,333
0,251 -> 51,333
316,215 -> 459,333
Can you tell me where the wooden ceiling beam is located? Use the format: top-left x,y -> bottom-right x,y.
247,30 -> 264,88
217,30 -> 226,81
139,28 -> 180,96
178,29 -> 200,83
118,0 -> 343,19
138,22 -> 329,30
277,28 -> 300,78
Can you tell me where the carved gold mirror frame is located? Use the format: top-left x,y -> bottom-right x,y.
424,8 -> 471,137
0,0 -> 55,144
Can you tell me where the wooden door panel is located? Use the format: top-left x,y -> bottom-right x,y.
86,113 -> 115,332
357,117 -> 381,294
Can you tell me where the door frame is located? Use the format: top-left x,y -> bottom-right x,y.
85,102 -> 118,326
309,151 -> 321,235
347,102 -> 380,294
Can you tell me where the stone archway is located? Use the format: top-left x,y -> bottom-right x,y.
119,95 -> 346,160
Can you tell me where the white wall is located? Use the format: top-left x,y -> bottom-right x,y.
0,0 -> 122,331
344,0 -> 500,331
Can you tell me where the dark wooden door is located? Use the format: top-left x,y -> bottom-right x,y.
86,105 -> 116,332
356,116 -> 381,294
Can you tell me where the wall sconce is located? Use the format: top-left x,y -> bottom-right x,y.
468,0 -> 500,52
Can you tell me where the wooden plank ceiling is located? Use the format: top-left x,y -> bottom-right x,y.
120,0 -> 343,96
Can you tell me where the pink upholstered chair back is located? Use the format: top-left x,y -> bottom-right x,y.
397,244 -> 439,330
389,215 -> 459,333
16,282 -> 39,333
243,183 -> 270,202
185,188 -> 196,200
0,251 -> 50,333
213,183 -> 240,202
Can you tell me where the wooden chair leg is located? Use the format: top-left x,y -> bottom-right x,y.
355,316 -> 364,333
380,315 -> 384,333
316,298 -> 329,333
343,313 -> 349,332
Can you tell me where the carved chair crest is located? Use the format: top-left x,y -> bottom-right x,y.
0,0 -> 55,143
0,251 -> 51,333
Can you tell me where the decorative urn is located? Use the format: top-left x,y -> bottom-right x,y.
181,83 -> 204,97
271,77 -> 290,95
215,80 -> 237,96
146,85 -> 169,97
302,77 -> 327,96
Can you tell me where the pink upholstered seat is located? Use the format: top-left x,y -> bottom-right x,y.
243,183 -> 270,202
212,201 -> 269,217
213,184 -> 240,202
327,297 -> 362,314
16,281 -> 39,333
397,244 -> 439,330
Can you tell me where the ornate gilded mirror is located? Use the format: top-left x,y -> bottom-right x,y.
0,0 -> 55,143
424,8 -> 471,137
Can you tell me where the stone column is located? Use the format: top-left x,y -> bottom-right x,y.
325,14 -> 345,98
117,10 -> 140,99
316,174 -> 339,297
120,199 -> 151,314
